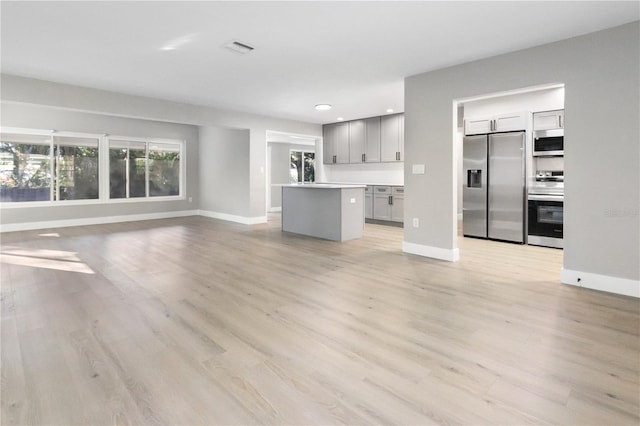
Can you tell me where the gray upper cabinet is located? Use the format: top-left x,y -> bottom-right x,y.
348,120 -> 365,164
464,117 -> 492,135
323,123 -> 335,164
324,113 -> 402,164
464,111 -> 528,135
493,112 -> 527,133
399,114 -> 404,161
533,109 -> 564,130
334,122 -> 349,164
364,117 -> 381,163
323,122 -> 349,164
350,117 -> 381,164
381,114 -> 404,162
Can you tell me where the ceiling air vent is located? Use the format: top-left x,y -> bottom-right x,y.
224,40 -> 255,54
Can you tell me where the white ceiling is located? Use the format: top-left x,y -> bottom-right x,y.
1,1 -> 638,124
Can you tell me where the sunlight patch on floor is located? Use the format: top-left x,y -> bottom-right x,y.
0,248 -> 94,274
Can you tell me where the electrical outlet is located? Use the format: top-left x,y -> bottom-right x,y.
188,197 -> 193,203
413,217 -> 419,228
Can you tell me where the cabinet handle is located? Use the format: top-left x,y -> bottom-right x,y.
333,155 -> 336,164
388,195 -> 393,205
559,115 -> 562,128
362,153 -> 365,162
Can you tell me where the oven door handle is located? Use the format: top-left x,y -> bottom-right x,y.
528,194 -> 564,202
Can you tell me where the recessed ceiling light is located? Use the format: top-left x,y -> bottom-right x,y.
336,117 -> 344,121
315,104 -> 332,111
386,108 -> 394,113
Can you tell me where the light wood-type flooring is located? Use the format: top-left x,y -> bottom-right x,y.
1,215 -> 638,425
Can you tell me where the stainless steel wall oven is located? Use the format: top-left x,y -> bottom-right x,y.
527,195 -> 563,248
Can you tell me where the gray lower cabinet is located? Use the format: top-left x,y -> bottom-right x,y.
371,185 -> 404,223
373,186 -> 392,220
364,186 -> 373,219
391,186 -> 404,222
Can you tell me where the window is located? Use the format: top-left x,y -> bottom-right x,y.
109,140 -> 146,199
108,138 -> 182,199
0,133 -> 52,202
290,150 -> 315,183
149,143 -> 180,197
1,128 -> 184,204
54,136 -> 99,200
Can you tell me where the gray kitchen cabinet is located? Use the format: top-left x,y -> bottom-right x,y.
348,120 -> 365,164
350,117 -> 381,163
373,186 -> 392,220
365,117 -> 381,163
464,112 -> 528,135
391,186 -> 405,222
399,115 -> 404,161
322,123 -> 336,164
323,122 -> 349,164
364,185 -> 373,219
533,109 -> 564,130
494,112 -> 528,133
464,117 -> 492,135
380,114 -> 404,162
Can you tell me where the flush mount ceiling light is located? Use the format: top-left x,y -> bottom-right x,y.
224,40 -> 255,54
336,117 -> 344,121
386,108 -> 394,113
315,104 -> 332,111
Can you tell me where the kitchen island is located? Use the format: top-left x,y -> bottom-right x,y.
281,183 -> 366,241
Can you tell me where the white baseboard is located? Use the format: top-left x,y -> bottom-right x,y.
0,210 -> 199,233
457,213 -> 463,221
402,241 -> 460,262
198,210 -> 267,225
561,268 -> 639,298
268,207 -> 282,213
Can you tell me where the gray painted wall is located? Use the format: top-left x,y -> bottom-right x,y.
199,126 -> 250,216
0,103 -> 199,225
404,22 -> 639,282
1,74 -> 322,221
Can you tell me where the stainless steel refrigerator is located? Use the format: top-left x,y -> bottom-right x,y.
463,132 -> 526,243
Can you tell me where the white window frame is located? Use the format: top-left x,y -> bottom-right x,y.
106,135 -> 185,202
0,127 -> 186,208
289,148 -> 316,183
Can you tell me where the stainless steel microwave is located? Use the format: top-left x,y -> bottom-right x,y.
533,129 -> 564,156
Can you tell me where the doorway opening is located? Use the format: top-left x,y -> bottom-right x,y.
265,131 -> 319,213
454,84 -> 565,272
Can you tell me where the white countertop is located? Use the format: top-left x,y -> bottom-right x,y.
281,183 -> 366,189
319,182 -> 404,186
319,181 -> 404,187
